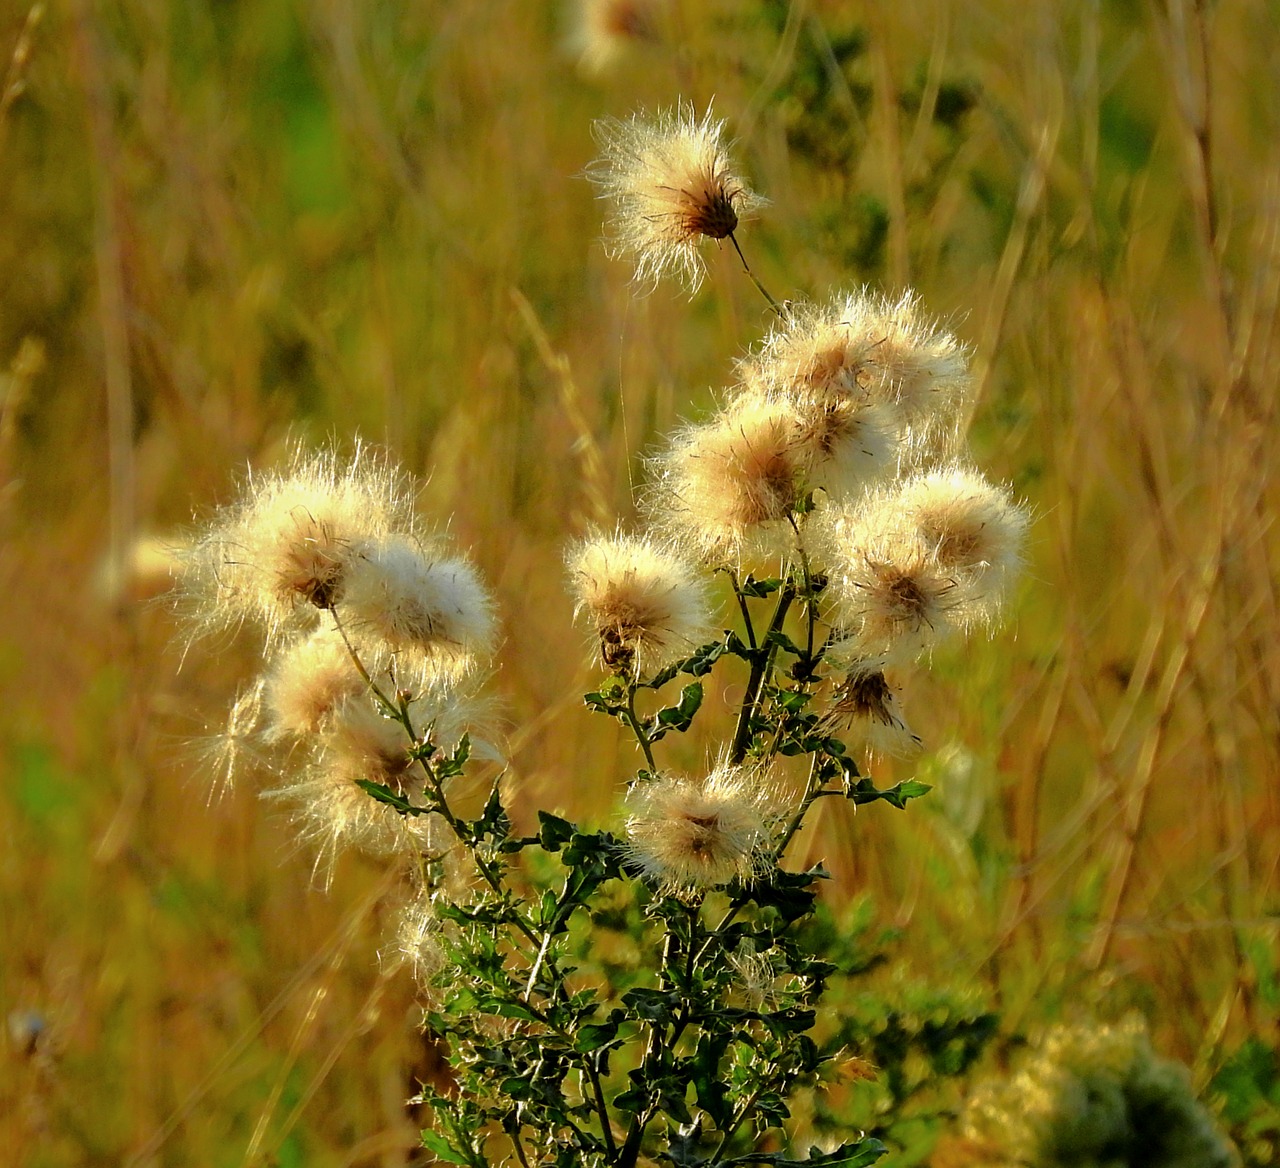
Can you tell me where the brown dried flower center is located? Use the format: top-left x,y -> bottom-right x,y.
680,179 -> 739,240
832,672 -> 895,726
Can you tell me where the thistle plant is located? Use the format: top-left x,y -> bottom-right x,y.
945,1018 -> 1240,1167
180,103 -> 1027,1167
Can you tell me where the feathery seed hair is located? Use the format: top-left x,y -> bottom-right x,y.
623,763 -> 781,895
340,533 -> 498,683
647,394 -> 806,569
738,290 -> 971,452
567,532 -> 717,676
182,444 -> 416,645
816,498 -> 974,663
262,629 -> 367,739
589,101 -> 764,292
894,466 -> 1027,620
819,662 -> 921,758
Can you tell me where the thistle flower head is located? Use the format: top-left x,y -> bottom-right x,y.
623,763 -> 781,895
183,445 -> 416,644
567,532 -> 717,677
817,501 -> 971,663
265,677 -> 500,883
894,466 -> 1027,618
819,662 -> 921,758
339,534 -> 498,683
646,395 -> 805,569
739,290 -> 971,451
263,629 -> 366,739
569,0 -> 665,76
589,101 -> 764,292
957,1018 -> 1239,1168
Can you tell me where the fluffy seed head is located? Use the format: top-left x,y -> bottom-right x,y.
266,680 -> 498,882
569,0 -> 665,76
589,102 -> 765,292
340,534 -> 498,682
647,395 -> 805,568
623,764 -> 781,895
819,663 -> 921,758
567,532 -> 717,677
817,500 -> 973,663
894,466 -> 1027,618
183,445 -> 415,644
262,630 -> 366,739
738,290 -> 971,451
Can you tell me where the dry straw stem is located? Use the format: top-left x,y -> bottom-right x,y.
623,763 -> 784,895
567,531 -> 717,677
588,100 -> 765,292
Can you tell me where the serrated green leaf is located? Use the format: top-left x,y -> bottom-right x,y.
419,1130 -> 470,1165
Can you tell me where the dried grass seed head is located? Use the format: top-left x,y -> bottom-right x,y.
623,763 -> 781,895
646,394 -> 805,569
340,533 -> 498,682
589,101 -> 764,292
567,532 -> 717,677
183,445 -> 415,644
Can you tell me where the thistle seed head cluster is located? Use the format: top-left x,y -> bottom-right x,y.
957,1018 -> 1239,1167
567,532 -> 718,678
623,763 -> 781,895
181,445 -> 500,883
586,104 -> 1029,760
589,102 -> 764,292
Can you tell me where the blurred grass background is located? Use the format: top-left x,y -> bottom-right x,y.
1,0 -> 1278,1163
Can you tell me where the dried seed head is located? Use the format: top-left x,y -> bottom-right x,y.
262,630 -> 366,739
787,393 -> 896,501
265,680 -> 499,883
588,102 -> 765,292
819,663 -> 921,758
567,532 -> 717,677
569,0 -> 665,76
266,699 -> 426,881
739,290 -> 971,452
623,764 -> 781,895
646,395 -> 805,569
816,499 -> 974,663
183,445 -> 415,644
340,534 -> 498,682
894,466 -> 1027,618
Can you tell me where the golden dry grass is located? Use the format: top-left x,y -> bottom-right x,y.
1,0 -> 1277,1164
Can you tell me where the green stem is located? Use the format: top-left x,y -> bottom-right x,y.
729,585 -> 795,765
724,568 -> 758,650
728,232 -> 784,319
622,682 -> 658,772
